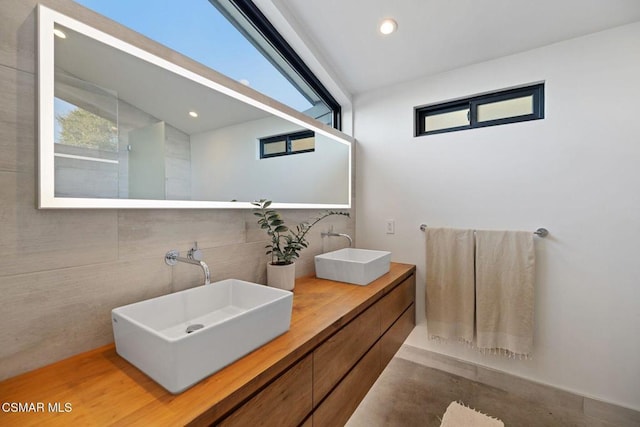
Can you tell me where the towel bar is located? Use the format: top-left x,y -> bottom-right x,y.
419,224 -> 548,237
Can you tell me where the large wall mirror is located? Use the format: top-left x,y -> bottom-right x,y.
38,5 -> 352,209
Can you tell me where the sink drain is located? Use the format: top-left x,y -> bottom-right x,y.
186,324 -> 204,334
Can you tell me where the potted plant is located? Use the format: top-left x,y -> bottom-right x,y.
252,199 -> 349,290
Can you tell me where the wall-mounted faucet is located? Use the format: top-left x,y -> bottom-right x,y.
321,225 -> 353,247
165,242 -> 211,285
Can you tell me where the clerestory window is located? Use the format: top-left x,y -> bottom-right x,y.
415,83 -> 544,136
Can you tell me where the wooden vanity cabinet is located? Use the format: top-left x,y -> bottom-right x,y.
313,341 -> 382,427
0,263 -> 415,427
381,305 -> 415,368
217,355 -> 313,427
379,273 -> 415,333
312,300 -> 381,405
379,276 -> 416,367
217,272 -> 416,427
312,273 -> 416,427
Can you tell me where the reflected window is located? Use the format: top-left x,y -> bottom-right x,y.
260,130 -> 315,158
73,0 -> 341,128
55,98 -> 118,152
415,83 -> 544,136
53,70 -> 121,199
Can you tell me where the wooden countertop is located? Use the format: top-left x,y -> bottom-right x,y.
0,263 -> 415,426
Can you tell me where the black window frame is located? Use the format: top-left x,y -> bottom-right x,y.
415,83 -> 544,137
260,130 -> 315,159
211,0 -> 342,130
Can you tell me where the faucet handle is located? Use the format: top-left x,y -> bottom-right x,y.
165,249 -> 179,266
188,241 -> 203,261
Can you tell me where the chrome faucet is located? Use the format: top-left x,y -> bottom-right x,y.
165,242 -> 211,285
321,225 -> 353,247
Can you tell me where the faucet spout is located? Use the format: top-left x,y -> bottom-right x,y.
337,233 -> 353,247
321,226 -> 353,247
199,260 -> 211,285
165,248 -> 211,285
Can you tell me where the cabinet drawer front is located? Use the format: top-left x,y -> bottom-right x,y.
313,303 -> 380,405
313,342 -> 382,427
380,303 -> 415,368
218,355 -> 312,427
379,274 -> 415,334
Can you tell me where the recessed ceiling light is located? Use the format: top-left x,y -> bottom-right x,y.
189,111 -> 198,118
53,28 -> 67,39
379,18 -> 398,35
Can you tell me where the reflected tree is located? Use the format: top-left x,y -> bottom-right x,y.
56,108 -> 118,151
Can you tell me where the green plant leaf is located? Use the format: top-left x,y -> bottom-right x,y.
254,197 -> 349,264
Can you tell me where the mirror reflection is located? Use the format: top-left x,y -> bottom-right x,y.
44,13 -> 350,208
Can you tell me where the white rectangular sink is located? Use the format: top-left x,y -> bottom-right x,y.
315,248 -> 391,286
111,279 -> 293,394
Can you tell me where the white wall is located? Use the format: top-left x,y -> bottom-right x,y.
354,22 -> 640,410
190,116 -> 349,204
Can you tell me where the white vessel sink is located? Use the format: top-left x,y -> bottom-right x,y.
315,248 -> 391,286
111,279 -> 293,394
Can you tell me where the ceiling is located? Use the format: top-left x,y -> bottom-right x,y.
55,24 -> 272,136
271,0 -> 640,96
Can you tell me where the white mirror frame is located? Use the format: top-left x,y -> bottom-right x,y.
37,5 -> 352,209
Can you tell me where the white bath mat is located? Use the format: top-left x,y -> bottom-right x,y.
440,401 -> 504,427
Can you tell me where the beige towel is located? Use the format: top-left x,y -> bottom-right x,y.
425,228 -> 475,343
475,230 -> 535,357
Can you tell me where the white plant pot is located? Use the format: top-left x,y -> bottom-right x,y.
267,262 -> 296,291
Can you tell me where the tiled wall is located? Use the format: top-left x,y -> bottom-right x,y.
0,0 -> 354,380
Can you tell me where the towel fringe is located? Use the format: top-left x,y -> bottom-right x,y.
428,334 -> 533,360
477,346 -> 532,360
429,335 -> 474,347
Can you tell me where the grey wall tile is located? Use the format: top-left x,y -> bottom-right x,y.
117,209 -> 246,260
165,125 -> 191,160
168,241 -> 271,291
0,0 -> 37,73
165,177 -> 191,201
0,257 -> 172,380
214,256 -> 268,284
0,65 -> 35,173
0,171 -> 119,276
1,0 -> 113,74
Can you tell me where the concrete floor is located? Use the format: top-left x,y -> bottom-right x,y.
346,356 -> 617,427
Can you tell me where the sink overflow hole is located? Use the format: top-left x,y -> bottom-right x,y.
186,324 -> 204,334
